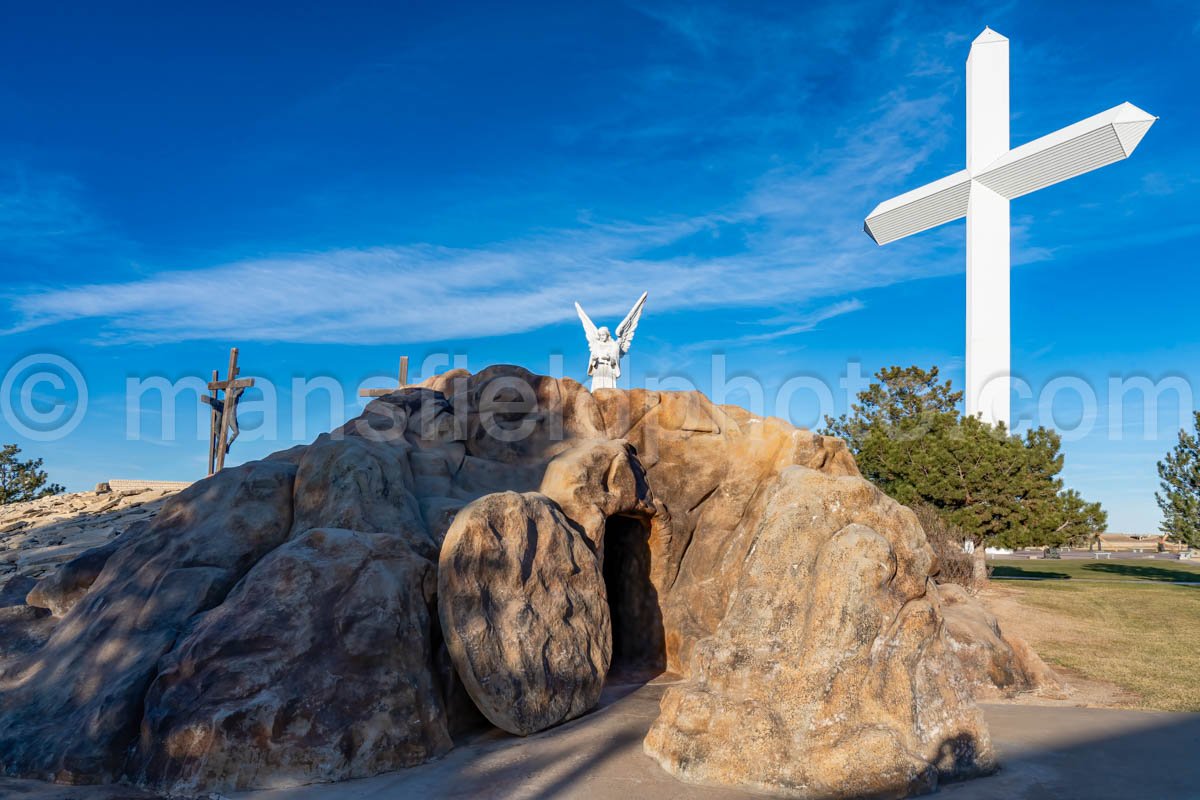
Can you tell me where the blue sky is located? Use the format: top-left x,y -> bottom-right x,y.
1,0 -> 1197,531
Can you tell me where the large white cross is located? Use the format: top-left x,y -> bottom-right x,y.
864,27 -> 1156,427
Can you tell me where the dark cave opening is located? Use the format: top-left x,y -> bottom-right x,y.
601,514 -> 666,683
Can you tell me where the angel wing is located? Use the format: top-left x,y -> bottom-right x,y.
615,291 -> 648,354
575,301 -> 599,344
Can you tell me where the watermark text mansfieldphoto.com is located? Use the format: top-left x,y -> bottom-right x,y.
1,352 -> 1194,445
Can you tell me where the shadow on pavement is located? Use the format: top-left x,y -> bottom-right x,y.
943,704 -> 1200,800
3,685 -> 1200,799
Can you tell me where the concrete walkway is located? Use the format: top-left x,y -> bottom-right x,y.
232,682 -> 1200,800
3,682 -> 1198,799
239,681 -> 1200,800
944,702 -> 1200,799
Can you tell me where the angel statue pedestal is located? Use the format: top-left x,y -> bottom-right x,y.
574,292 -> 647,392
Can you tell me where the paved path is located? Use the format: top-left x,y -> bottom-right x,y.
995,552 -> 1194,563
944,702 -> 1200,799
3,683 -> 1198,799
993,576 -> 1200,585
229,683 -> 1200,800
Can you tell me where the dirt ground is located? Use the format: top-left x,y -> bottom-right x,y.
978,584 -> 1142,709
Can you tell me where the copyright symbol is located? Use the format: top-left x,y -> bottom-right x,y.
1,354 -> 88,441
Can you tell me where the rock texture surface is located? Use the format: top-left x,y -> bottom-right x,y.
643,469 -> 993,798
0,483 -> 183,675
0,366 -> 1003,798
137,528 -> 451,794
0,575 -> 54,675
0,462 -> 297,784
939,583 -> 1065,700
439,492 -> 611,736
0,484 -> 182,583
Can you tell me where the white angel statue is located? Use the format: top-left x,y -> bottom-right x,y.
574,292 -> 648,391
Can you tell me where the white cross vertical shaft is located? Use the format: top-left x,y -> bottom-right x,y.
966,28 -> 1010,426
863,28 -> 1156,429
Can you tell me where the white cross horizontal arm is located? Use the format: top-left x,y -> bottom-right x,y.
973,102 -> 1156,200
863,170 -> 971,245
864,102 -> 1155,246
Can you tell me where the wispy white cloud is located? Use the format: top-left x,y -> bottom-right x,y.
0,163 -> 104,256
1121,170 -> 1198,201
690,298 -> 865,349
3,4 -> 974,346
4,87 -> 965,345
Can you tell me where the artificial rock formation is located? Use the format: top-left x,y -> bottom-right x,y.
939,583 -> 1065,700
0,483 -> 182,583
0,484 -> 186,673
0,461 -> 297,785
0,366 -> 997,798
439,492 -> 612,736
137,527 -> 450,792
0,575 -> 54,676
643,469 -> 992,798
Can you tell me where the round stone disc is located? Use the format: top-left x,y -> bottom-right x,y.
438,491 -> 611,736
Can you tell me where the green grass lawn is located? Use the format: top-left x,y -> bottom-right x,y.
989,560 -> 1200,712
991,558 -> 1200,583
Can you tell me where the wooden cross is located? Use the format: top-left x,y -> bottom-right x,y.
201,347 -> 255,475
359,356 -> 410,398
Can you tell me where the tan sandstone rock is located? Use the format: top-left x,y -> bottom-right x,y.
938,583 -> 1066,699
135,528 -> 452,794
0,485 -> 178,584
590,389 -> 860,675
25,525 -> 148,618
0,460 -> 297,784
643,467 -> 995,798
538,438 -> 656,548
0,575 -> 54,674
289,433 -> 435,556
438,491 -> 611,736
0,366 -> 1003,798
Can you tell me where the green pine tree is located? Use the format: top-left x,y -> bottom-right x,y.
1155,411 -> 1200,547
0,444 -> 64,505
824,366 -> 1106,548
